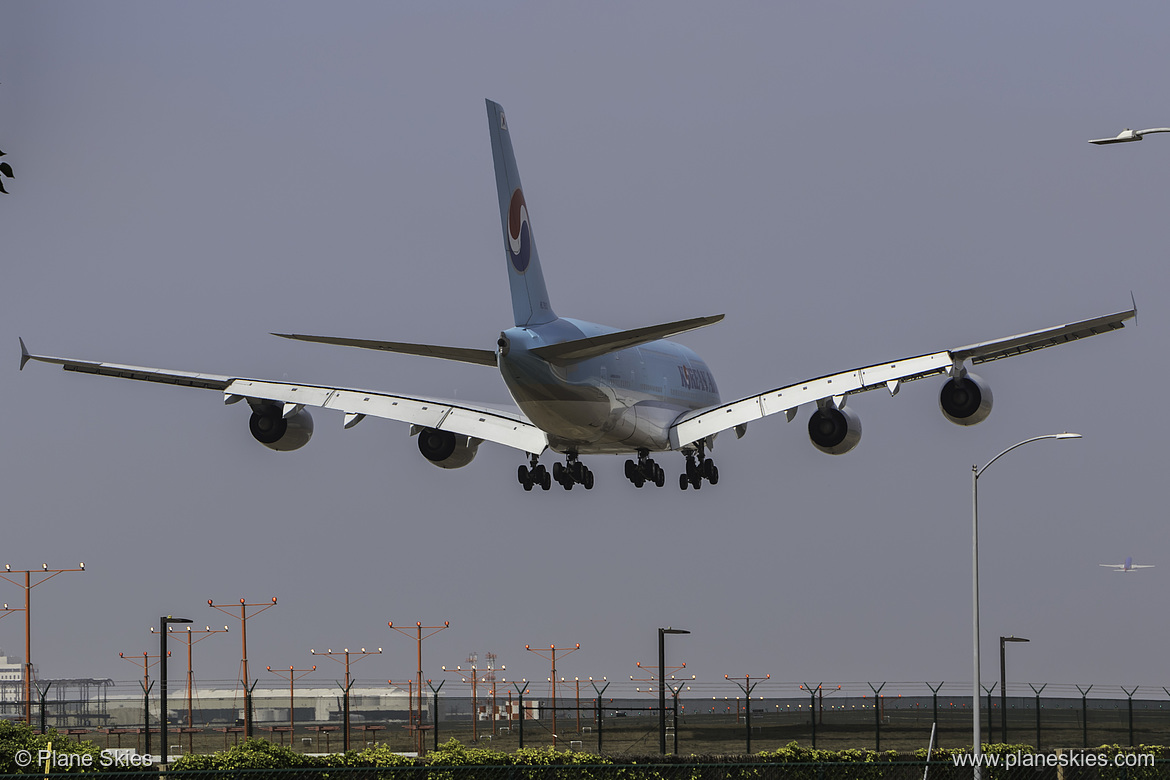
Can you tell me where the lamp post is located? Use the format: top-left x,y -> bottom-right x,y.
158,616 -> 192,764
999,636 -> 1029,744
658,628 -> 689,754
1089,127 -> 1170,145
972,434 -> 1079,776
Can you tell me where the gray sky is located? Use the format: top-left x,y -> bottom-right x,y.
2,2 -> 1164,701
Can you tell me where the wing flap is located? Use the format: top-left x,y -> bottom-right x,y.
227,379 -> 548,453
671,351 -> 952,447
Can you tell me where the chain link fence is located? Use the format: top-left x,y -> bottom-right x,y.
6,681 -> 1170,757
2,759 -> 1170,780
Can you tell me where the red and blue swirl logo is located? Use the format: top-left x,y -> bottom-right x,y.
507,188 -> 531,273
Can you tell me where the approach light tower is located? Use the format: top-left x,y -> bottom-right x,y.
310,646 -> 382,752
152,624 -> 228,753
525,643 -> 579,749
0,563 -> 86,725
208,597 -> 277,737
388,620 -> 449,755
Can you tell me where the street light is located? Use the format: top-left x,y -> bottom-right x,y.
158,615 -> 192,764
1000,635 -> 1029,743
972,433 -> 1079,776
658,627 -> 689,754
1089,127 -> 1170,145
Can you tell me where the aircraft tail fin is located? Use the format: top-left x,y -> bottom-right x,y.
487,100 -> 557,327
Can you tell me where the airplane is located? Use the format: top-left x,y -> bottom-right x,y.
20,99 -> 1137,492
1099,557 -> 1154,573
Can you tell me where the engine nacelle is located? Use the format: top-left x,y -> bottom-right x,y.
416,427 -> 481,469
807,404 -> 862,455
939,372 -> 993,426
249,404 -> 314,451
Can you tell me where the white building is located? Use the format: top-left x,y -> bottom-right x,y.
0,651 -> 28,704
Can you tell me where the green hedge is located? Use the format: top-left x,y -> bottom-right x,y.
4,725 -> 1169,777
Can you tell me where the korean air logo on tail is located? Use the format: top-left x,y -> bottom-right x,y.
507,188 -> 532,274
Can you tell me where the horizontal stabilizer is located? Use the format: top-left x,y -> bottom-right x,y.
272,333 -> 498,367
530,314 -> 724,366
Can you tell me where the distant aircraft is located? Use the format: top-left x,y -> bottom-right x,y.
1099,557 -> 1154,573
20,100 -> 1137,492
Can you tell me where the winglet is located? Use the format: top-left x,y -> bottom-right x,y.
1131,291 -> 1138,325
19,338 -> 30,371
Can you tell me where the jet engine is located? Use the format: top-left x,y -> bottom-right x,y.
248,403 -> 314,451
938,373 -> 993,426
416,427 -> 481,469
807,404 -> 862,455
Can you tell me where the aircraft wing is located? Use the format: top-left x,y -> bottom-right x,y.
19,340 -> 549,455
1099,564 -> 1125,569
669,304 -> 1135,449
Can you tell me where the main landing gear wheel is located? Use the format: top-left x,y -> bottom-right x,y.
517,461 -> 551,491
553,456 -> 594,490
625,451 -> 666,488
678,451 -> 718,490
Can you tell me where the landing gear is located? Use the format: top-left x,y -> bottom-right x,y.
517,455 -> 551,491
551,454 -> 594,490
625,451 -> 666,488
678,445 -> 718,490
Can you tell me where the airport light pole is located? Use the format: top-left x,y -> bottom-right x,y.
208,597 -> 278,738
311,647 -> 382,752
658,628 -> 688,754
525,643 -> 579,749
388,620 -> 449,756
725,674 -> 769,754
151,624 -> 228,753
999,636 -> 1028,744
0,563 -> 86,725
267,665 -> 316,750
972,434 -> 1079,776
157,616 -> 192,764
1089,127 -> 1170,145
119,650 -> 167,757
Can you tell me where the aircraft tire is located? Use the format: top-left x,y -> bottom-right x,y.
584,469 -> 594,489
541,470 -> 551,490
679,473 -> 689,490
655,467 -> 665,487
709,465 -> 719,485
523,479 -> 533,491
518,465 -> 529,484
625,460 -> 636,480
